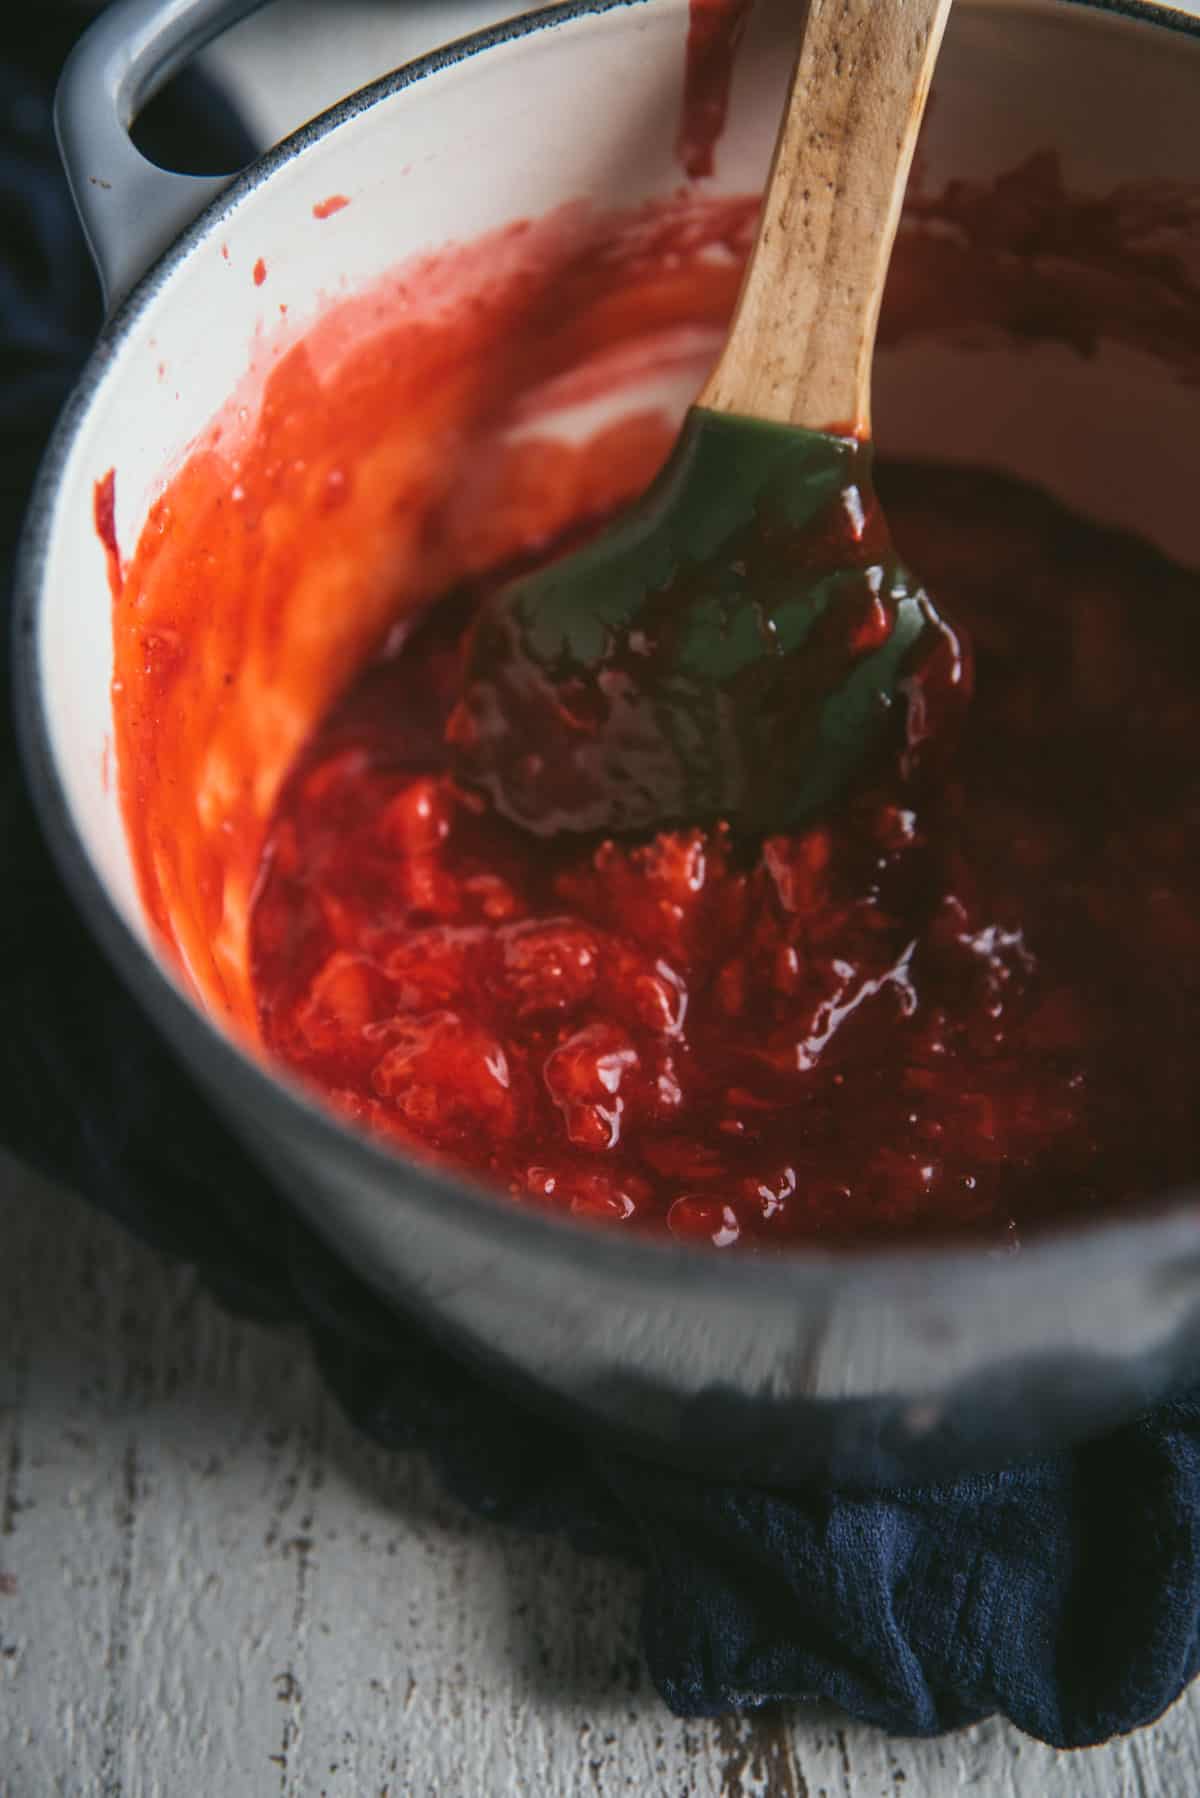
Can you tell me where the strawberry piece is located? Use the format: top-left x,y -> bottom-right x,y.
498,919 -> 601,1019
292,952 -> 386,1055
601,942 -> 688,1038
556,827 -> 735,970
383,925 -> 490,1010
373,1010 -> 518,1142
543,1021 -> 640,1151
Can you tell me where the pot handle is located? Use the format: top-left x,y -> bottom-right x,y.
56,0 -> 271,317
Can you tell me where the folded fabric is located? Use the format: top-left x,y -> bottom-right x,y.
5,8 -> 1200,1749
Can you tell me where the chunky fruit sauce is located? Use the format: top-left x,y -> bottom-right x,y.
249,461 -> 1200,1249
103,148 -> 1200,1251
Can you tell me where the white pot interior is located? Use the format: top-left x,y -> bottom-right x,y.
33,0 -> 1200,1045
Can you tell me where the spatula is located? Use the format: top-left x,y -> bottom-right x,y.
450,0 -> 966,837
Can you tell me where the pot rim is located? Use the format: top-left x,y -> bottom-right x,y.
14,0 -> 1200,1311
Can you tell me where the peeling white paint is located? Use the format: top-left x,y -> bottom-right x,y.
2,1155 -> 1198,1796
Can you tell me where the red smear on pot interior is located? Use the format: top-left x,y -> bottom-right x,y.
677,0 -> 754,179
887,150 -> 1200,380
108,195 -> 756,1030
253,257 -> 267,287
93,469 -> 121,587
313,194 -> 350,220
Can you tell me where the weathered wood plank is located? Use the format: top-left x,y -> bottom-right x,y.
2,1161 -> 1199,1797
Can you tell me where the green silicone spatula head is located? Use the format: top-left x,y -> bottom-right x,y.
451,0 -> 965,836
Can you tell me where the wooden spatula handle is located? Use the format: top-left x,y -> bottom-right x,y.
696,0 -> 953,437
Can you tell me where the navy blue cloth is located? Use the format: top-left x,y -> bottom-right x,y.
5,9 -> 1200,1749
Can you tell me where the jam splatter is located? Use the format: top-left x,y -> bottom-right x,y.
253,257 -> 267,287
313,195 -> 350,220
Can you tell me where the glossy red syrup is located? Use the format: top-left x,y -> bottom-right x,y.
249,464 -> 1200,1250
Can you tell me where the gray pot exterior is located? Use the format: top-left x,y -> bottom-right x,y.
20,0 -> 1200,1489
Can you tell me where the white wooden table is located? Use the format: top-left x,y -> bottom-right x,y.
7,2 -> 1200,1790
5,1157 -> 1200,1795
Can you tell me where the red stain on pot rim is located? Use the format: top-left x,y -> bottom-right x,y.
677,0 -> 754,180
313,195 -> 350,220
253,258 -> 267,287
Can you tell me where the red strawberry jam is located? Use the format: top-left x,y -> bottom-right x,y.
250,462 -> 1200,1250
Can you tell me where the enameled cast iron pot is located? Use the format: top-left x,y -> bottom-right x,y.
15,0 -> 1200,1487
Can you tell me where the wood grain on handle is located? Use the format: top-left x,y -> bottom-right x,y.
697,0 -> 953,436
